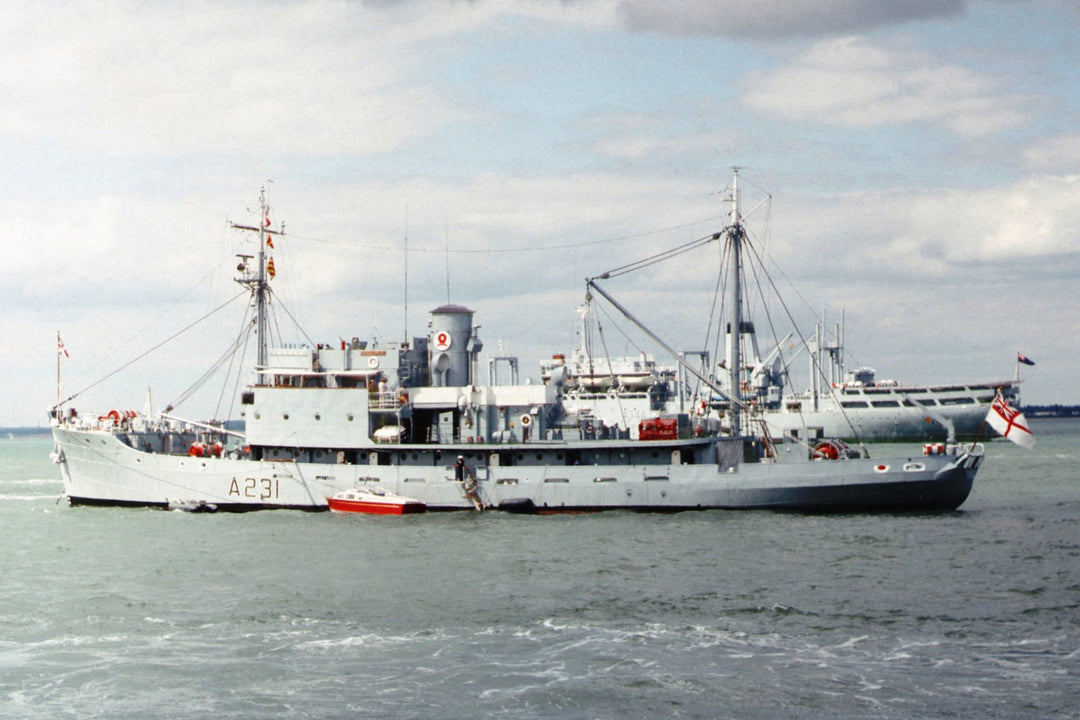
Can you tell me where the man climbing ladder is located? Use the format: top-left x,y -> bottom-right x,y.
454,455 -> 484,510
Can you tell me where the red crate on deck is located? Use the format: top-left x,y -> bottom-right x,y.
639,418 -> 678,440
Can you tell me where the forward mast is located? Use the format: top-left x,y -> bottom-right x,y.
231,188 -> 284,374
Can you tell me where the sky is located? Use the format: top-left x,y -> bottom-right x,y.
3,0 -> 1078,427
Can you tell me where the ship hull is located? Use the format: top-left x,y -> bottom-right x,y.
52,426 -> 981,513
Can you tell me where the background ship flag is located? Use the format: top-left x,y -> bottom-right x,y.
1017,352 -> 1035,366
985,391 -> 1035,449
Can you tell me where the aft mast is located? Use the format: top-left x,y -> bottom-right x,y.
727,168 -> 745,437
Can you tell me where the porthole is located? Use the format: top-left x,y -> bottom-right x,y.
283,413 -> 289,420
314,413 -> 321,421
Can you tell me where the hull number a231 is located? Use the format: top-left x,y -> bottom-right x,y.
228,477 -> 279,500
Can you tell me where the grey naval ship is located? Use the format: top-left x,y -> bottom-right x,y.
50,174 -> 985,512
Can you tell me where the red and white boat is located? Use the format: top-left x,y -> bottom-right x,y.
327,487 -> 426,515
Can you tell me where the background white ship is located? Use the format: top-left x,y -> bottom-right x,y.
715,313 -> 1023,443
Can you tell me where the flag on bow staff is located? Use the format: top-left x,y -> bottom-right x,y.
985,391 -> 1035,449
1017,352 -> 1035,366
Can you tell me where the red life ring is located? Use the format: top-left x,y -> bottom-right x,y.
813,440 -> 843,460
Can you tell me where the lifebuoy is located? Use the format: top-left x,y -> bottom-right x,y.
520,414 -> 532,427
813,440 -> 843,460
367,356 -> 379,369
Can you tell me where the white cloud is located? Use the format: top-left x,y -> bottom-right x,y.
739,37 -> 1029,136
1022,133 -> 1080,173
769,173 -> 1080,285
934,174 -> 1080,260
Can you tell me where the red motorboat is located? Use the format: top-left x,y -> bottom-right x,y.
327,487 -> 426,515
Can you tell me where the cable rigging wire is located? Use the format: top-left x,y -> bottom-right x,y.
284,215 -> 727,256
167,317 -> 254,412
57,290 -> 250,409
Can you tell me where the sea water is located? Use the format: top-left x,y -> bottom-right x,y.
1,420 -> 1078,719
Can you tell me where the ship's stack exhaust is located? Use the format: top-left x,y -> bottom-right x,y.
428,305 -> 482,387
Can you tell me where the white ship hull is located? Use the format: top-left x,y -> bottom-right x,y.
53,425 -> 981,513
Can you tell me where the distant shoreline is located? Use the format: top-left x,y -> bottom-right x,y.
1023,405 -> 1080,419
1,427 -> 52,437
